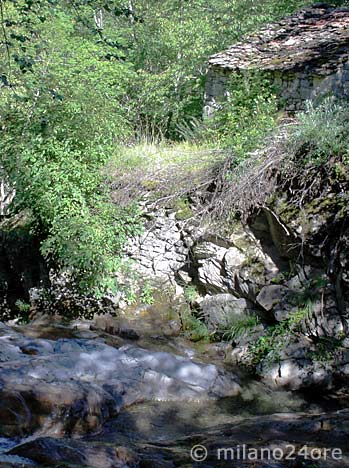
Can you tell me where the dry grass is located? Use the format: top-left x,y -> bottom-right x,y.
107,141 -> 226,212
106,107 -> 348,228
106,125 -> 292,226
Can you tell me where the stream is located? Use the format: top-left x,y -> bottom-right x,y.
0,315 -> 349,468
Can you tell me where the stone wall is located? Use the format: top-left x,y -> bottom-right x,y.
275,61 -> 349,111
123,207 -> 192,287
204,67 -> 232,117
204,60 -> 349,115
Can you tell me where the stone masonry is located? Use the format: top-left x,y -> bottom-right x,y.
204,4 -> 349,114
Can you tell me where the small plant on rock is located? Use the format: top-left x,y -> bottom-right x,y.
216,315 -> 260,342
245,308 -> 310,369
140,281 -> 155,305
14,299 -> 31,323
180,306 -> 210,342
184,285 -> 199,304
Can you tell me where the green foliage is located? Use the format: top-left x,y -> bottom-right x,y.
140,281 -> 155,305
173,198 -> 193,220
183,285 -> 199,304
14,299 -> 31,323
245,308 -> 310,368
180,306 -> 210,342
309,336 -> 344,363
205,71 -> 278,162
181,284 -> 209,341
0,0 -> 320,304
289,276 -> 327,316
0,0 -> 142,296
216,315 -> 260,342
15,299 -> 30,314
290,97 -> 349,166
270,273 -> 287,285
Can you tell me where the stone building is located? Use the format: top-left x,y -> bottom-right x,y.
204,4 -> 349,115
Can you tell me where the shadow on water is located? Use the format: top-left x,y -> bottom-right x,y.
83,382 -> 349,467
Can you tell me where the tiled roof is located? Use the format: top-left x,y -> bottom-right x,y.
208,4 -> 349,75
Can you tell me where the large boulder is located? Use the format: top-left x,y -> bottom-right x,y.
256,335 -> 334,391
200,293 -> 255,331
261,358 -> 333,391
191,226 -> 280,304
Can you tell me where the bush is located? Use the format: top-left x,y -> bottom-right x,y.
204,71 -> 278,162
216,315 -> 260,342
290,97 -> 349,166
0,3 -> 142,296
1,134 -> 143,294
180,306 -> 210,342
245,308 -> 310,369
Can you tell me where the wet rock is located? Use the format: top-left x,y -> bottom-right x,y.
92,303 -> 182,341
261,358 -> 333,391
0,378 -> 119,437
128,406 -> 349,468
9,437 -> 139,468
0,322 -> 240,437
0,457 -> 36,468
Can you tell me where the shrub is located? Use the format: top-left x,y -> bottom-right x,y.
183,285 -> 199,304
180,306 -> 210,342
204,71 -> 278,163
1,135 -> 143,294
245,308 -> 310,368
140,281 -> 155,305
216,315 -> 260,342
309,336 -> 344,363
289,97 -> 349,166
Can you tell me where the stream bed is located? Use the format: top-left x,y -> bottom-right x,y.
1,317 -> 349,468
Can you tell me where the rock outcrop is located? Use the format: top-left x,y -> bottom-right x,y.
118,159 -> 349,392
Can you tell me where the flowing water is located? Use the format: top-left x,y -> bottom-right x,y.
1,318 -> 349,468
81,382 -> 349,467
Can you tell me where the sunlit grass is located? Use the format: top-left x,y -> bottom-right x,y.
108,140 -> 222,175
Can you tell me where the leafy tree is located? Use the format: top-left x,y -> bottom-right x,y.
0,0 -> 319,299
0,0 -> 141,295
114,0 -> 313,139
